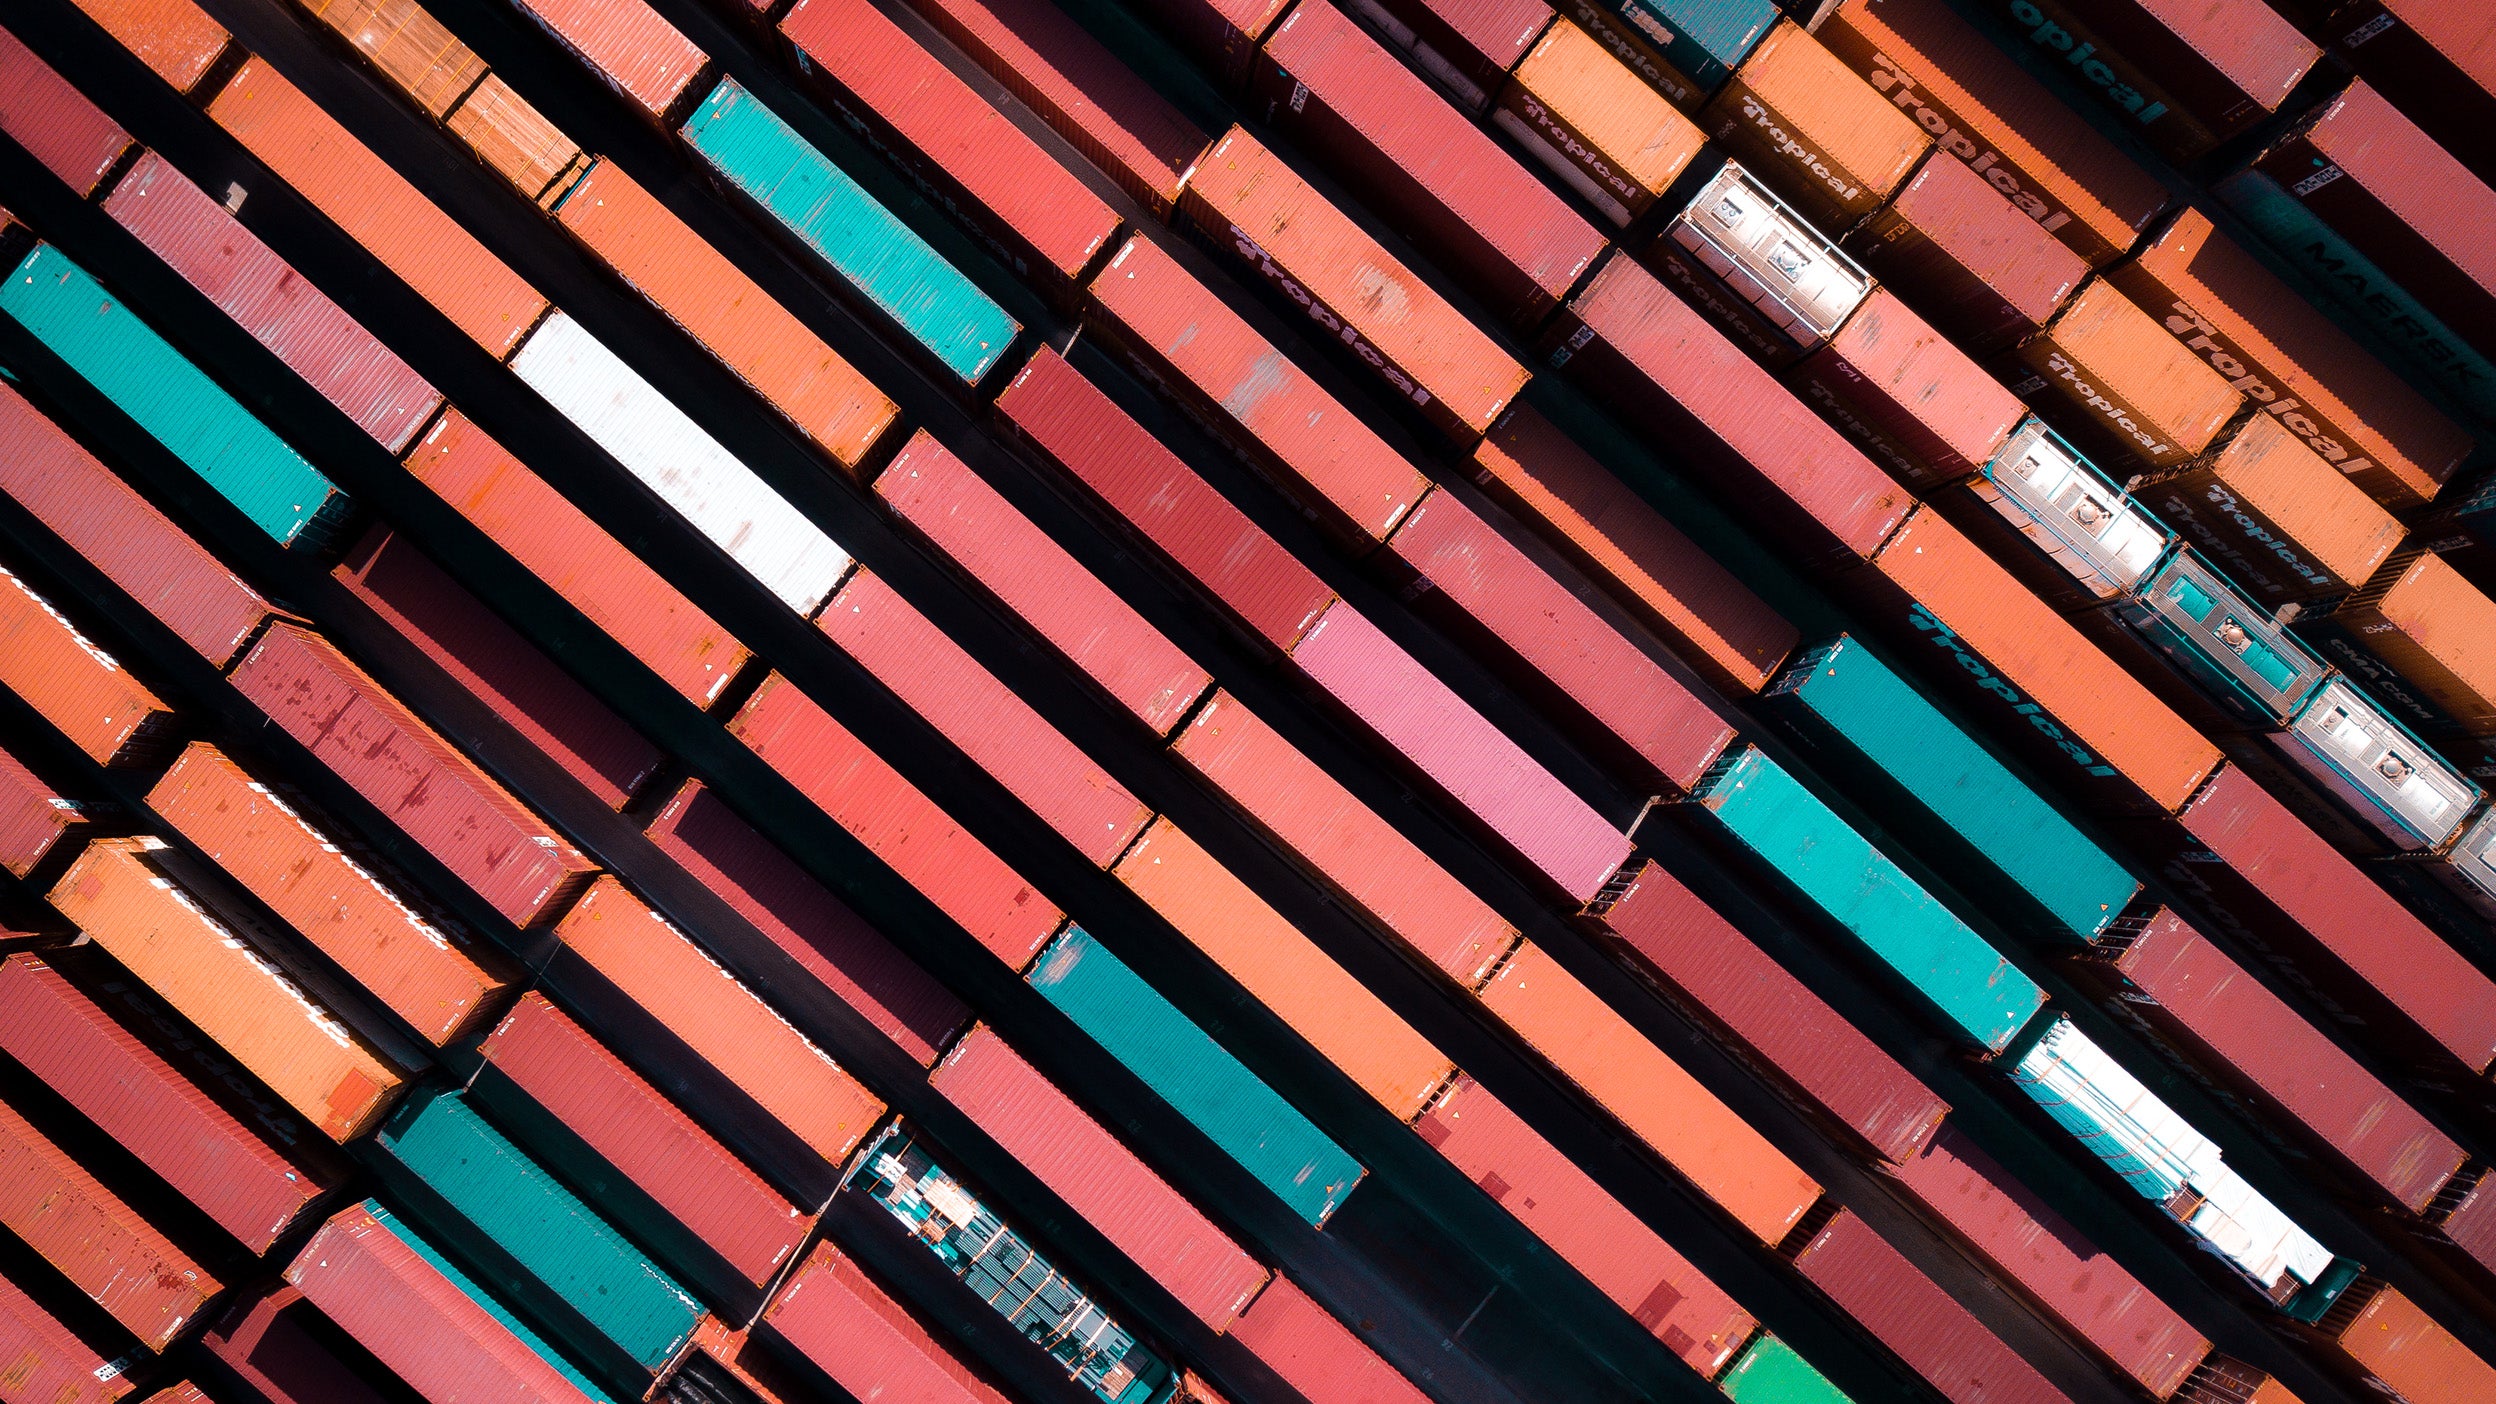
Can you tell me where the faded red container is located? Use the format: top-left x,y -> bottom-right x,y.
2313,1279 -> 2496,1404
2318,550 -> 2496,738
907,0 -> 1212,217
1158,0 -> 1294,91
1847,153 -> 2089,356
1085,235 -> 1432,549
1598,859 -> 1946,1164
0,564 -> 173,768
2325,2 -> 2496,188
227,620 -> 599,927
2137,413 -> 2404,606
1892,1127 -> 2207,1397
1700,20 -> 1930,231
1226,1276 -> 1426,1404
1551,252 -> 1912,572
1251,1 -> 1605,332
0,952 -> 327,1253
1787,287 -> 2025,490
0,27 -> 131,196
0,744 -> 76,878
647,778 -> 969,1066
508,0 -> 705,117
995,347 -> 1335,653
2003,278 -> 2241,472
404,410 -> 750,708
875,430 -> 1211,735
0,1093 -> 220,1350
761,1242 -> 1007,1402
1360,0 -> 1553,112
0,383 -> 271,667
1380,486 -> 1733,793
102,151 -> 442,454
815,568 -> 1152,868
1414,1074 -> 1755,1373
1997,0 -> 2317,159
1182,127 -> 1531,440
779,0 -> 1118,312
0,1270 -> 133,1404
202,1286 -> 396,1404
930,1026 -> 1272,1329
2436,1175 -> 2496,1283
65,0 -> 229,92
1790,1208 -> 2067,1404
729,673 -> 1061,967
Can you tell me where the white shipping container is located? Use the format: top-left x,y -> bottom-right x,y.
510,312 -> 851,613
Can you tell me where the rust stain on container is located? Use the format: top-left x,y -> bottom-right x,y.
1699,19 -> 1930,230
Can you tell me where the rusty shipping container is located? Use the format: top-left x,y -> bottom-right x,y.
1787,286 -> 2026,490
1988,0 -> 2318,160
760,1242 -> 1008,1403
0,1268 -> 135,1404
507,0 -> 706,117
1356,0 -> 1553,113
2134,413 -> 2405,605
2312,550 -> 2496,738
1789,1208 -> 2069,1404
1700,20 -> 1929,230
1496,16 -> 1706,227
0,26 -> 132,196
1847,152 -> 2088,356
2002,278 -> 2240,472
0,1093 -> 219,1351
65,0 -> 229,92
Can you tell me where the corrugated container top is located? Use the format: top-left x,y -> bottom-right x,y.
1226,1276 -> 1428,1404
0,1271 -> 134,1404
1716,1334 -> 1847,1404
1183,127 -> 1531,438
445,75 -> 590,207
2328,1283 -> 2496,1404
2030,278 -> 2241,463
0,1091 -> 220,1350
0,27 -> 131,196
67,0 -> 227,91
1507,17 -> 1707,214
679,79 -> 1019,384
1373,0 -> 1555,108
299,0 -> 489,118
552,159 -> 897,471
510,0 -> 705,116
2335,550 -> 2496,736
930,1026 -> 1272,1330
2179,413 -> 2405,594
0,745 -> 74,878
2293,82 -> 2496,305
1087,234 -> 1432,544
762,1243 -> 1008,1403
208,59 -> 548,357
1853,151 -> 2088,346
0,564 -> 169,768
1792,1209 -> 2069,1404
204,1284 -> 401,1404
2134,0 -> 2319,118
1810,288 -> 2025,476
1709,20 -> 1929,217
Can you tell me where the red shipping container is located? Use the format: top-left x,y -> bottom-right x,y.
1699,19 -> 1931,231
1226,1275 -> 1426,1404
404,410 -> 750,708
1551,253 -> 1911,572
0,382 -> 270,667
1381,487 -> 1732,792
1993,0 -> 2317,159
1598,859 -> 1945,1164
0,952 -> 325,1253
995,348 -> 1335,653
0,26 -> 131,196
1414,1074 -> 1754,1373
65,0 -> 229,93
2437,1175 -> 2496,1282
875,430 -> 1210,735
2317,1279 -> 2496,1404
0,743 -> 76,878
760,1243 -> 1007,1403
1847,153 -> 2088,357
1354,0 -> 1553,112
0,1093 -> 220,1350
507,0 -> 705,117
1289,598 -> 1632,903
779,0 -> 1118,310
0,1270 -> 133,1404
1182,127 -> 1531,441
1893,1127 -> 2207,1397
906,0 -> 1212,218
1159,0 -> 1295,90
2324,2 -> 2496,188
1085,235 -> 1432,548
646,778 -> 969,1066
815,568 -> 1151,868
1251,1 -> 1604,332
227,620 -> 598,927
1791,1209 -> 2068,1404
203,1286 -> 397,1404
0,564 -> 173,768
729,673 -> 1060,967
1787,288 -> 2025,491
930,1026 -> 1271,1330
101,151 -> 441,454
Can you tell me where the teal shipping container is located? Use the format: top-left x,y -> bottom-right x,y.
1025,926 -> 1363,1227
1590,0 -> 1776,99
1765,636 -> 2139,942
1692,746 -> 2046,1052
1716,1332 -> 1851,1404
365,1088 -> 703,1390
0,244 -> 346,545
680,79 -> 1018,385
362,1200 -> 619,1404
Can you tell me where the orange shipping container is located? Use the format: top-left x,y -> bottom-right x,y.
2321,551 -> 2496,738
444,76 -> 590,208
0,1095 -> 218,1351
208,59 -> 547,357
299,0 -> 490,118
47,838 -> 404,1141
1497,19 -> 1705,229
2320,1280 -> 2496,1404
67,0 -> 228,92
0,564 -> 172,767
2003,278 -> 2240,471
2136,412 -> 2405,604
1112,818 -> 1455,1119
1698,21 -> 1929,231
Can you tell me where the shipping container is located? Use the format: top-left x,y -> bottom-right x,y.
0,563 -> 172,769
1556,0 -> 1777,111
729,673 -> 1062,967
1989,0 -> 2317,160
1698,19 -> 1928,230
63,0 -> 229,92
777,0 -> 1119,311
679,78 -> 1019,384
1788,287 -> 2024,490
201,1285 -> 400,1404
1643,160 -> 1873,372
875,431 -> 1210,735
1226,1275 -> 1427,1404
930,1026 -> 1272,1329
507,312 -> 853,615
229,621 -> 599,927
2309,1278 -> 2496,1404
1414,1073 -> 1756,1372
758,1242 -> 1008,1403
508,0 -> 705,117
1716,1333 -> 1849,1404
1156,0 -> 1294,91
1596,858 -> 1948,1163
1789,1208 -> 2068,1404
2310,550 -> 2496,738
297,0 -> 489,120
663,1317 -> 807,1404
550,159 -> 896,471
2135,414 -> 2404,606
208,59 -> 547,357
0,745 -> 76,878
0,1270 -> 135,1404
0,26 -> 132,196
2002,279 -> 2240,473
1356,0 -> 1552,113
1845,153 -> 2088,357
0,244 -> 347,547
2324,3 -> 2496,188
646,780 -> 967,1066
1252,1 -> 1606,332
1181,127 -> 1531,440
0,1091 -> 220,1350
1495,16 -> 1704,227
403,410 -> 750,707
445,74 -> 593,207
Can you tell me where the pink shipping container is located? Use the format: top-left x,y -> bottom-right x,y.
1160,0 -> 1294,91
100,150 -> 442,453
1995,0 -> 2318,158
1226,1275 -> 1427,1404
228,620 -> 599,927
1354,0 -> 1553,112
930,1026 -> 1272,1330
1789,1209 -> 2070,1404
0,1270 -> 134,1404
1786,288 -> 2026,492
0,564 -> 174,768
0,743 -> 76,878
1844,151 -> 2090,357
203,1285 -> 399,1404
0,27 -> 131,196
760,1243 -> 1008,1403
508,0 -> 706,117
0,1093 -> 220,1350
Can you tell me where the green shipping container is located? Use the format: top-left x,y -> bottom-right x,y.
680,79 -> 1018,384
0,244 -> 345,545
1693,746 -> 2046,1052
1766,637 -> 2139,942
363,1200 -> 619,1403
369,1089 -> 702,1385
1025,927 -> 1364,1227
1716,1332 -> 1851,1404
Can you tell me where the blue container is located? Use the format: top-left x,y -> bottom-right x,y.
1598,0 -> 1777,97
362,1200 -> 618,1403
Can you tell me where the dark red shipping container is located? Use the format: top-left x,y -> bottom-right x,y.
0,563 -> 174,769
1350,0 -> 1553,112
1251,0 -> 1604,332
2325,2 -> 2496,189
1159,0 -> 1294,90
761,1242 -> 1007,1403
0,743 -> 76,878
874,429 -> 1211,736
1787,287 -> 2025,491
1993,0 -> 2318,159
202,1286 -> 398,1404
1846,152 -> 2089,356
1790,1208 -> 2069,1404
507,0 -> 706,117
929,1026 -> 1272,1330
0,26 -> 132,196
0,1270 -> 134,1404
227,620 -> 599,927
333,526 -> 662,810
646,778 -> 969,1065
2437,1174 -> 2496,1282
0,1092 -> 220,1350
1597,859 -> 1947,1164
1551,252 -> 1912,571
1226,1275 -> 1427,1404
